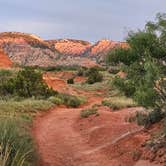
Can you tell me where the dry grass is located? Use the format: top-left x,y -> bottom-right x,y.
102,96 -> 137,110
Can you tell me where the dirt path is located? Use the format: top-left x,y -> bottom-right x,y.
33,73 -> 149,166
33,97 -> 147,166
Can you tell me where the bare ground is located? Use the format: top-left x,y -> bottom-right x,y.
33,72 -> 159,166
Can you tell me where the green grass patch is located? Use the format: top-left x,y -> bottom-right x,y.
49,94 -> 86,108
0,99 -> 54,116
0,118 -> 36,166
0,98 -> 54,165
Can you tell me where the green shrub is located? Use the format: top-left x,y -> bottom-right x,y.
86,67 -> 103,84
77,67 -> 87,76
0,67 -> 56,98
56,94 -> 85,108
134,85 -> 158,108
135,109 -> 165,126
112,76 -> 135,97
49,96 -> 64,105
108,66 -> 120,74
67,78 -> 74,84
80,108 -> 99,118
62,95 -> 82,108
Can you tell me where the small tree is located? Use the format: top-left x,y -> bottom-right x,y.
86,67 -> 103,84
109,13 -> 166,114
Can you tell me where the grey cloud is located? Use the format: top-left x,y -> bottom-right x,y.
0,0 -> 165,41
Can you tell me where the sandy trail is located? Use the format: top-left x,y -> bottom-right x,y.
33,73 -> 148,166
33,98 -> 146,166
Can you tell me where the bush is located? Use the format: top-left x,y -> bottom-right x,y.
56,94 -> 85,108
49,96 -> 64,105
0,67 -> 56,98
134,85 -> 158,108
80,108 -> 99,118
135,109 -> 165,126
112,76 -> 135,97
67,78 -> 74,84
108,66 -> 120,74
86,67 -> 103,84
77,67 -> 87,76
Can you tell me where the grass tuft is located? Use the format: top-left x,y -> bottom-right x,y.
102,96 -> 137,110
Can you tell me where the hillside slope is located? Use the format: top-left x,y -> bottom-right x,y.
0,49 -> 12,68
83,39 -> 128,64
46,39 -> 91,56
0,32 -> 60,67
0,32 -> 128,67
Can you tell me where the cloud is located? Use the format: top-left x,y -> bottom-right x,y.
0,0 -> 165,41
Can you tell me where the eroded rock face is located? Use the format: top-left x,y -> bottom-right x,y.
0,32 -> 128,67
83,39 -> 129,64
47,39 -> 128,66
46,39 -> 91,56
0,32 -> 59,67
0,49 -> 12,68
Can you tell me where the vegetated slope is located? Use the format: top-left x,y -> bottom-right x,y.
0,32 -> 60,67
0,48 -> 12,68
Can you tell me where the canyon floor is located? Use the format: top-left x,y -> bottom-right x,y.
33,72 -> 160,166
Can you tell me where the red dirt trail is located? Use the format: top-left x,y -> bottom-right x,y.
33,73 -> 159,166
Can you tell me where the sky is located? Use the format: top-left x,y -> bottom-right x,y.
0,0 -> 166,42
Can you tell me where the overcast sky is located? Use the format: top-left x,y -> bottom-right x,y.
0,0 -> 165,42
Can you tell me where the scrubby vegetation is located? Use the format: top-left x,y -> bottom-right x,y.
102,96 -> 137,110
0,68 -> 55,165
72,71 -> 111,93
80,107 -> 99,118
0,118 -> 36,166
76,67 -> 103,84
49,94 -> 85,108
107,13 -> 166,118
0,67 -> 56,98
86,67 -> 103,84
0,98 -> 54,166
106,13 -> 166,161
0,67 -> 85,165
67,78 -> 74,84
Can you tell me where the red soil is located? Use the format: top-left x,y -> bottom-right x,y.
74,76 -> 86,83
43,72 -> 87,94
43,73 -> 68,93
116,71 -> 127,79
33,72 -> 157,166
0,49 -> 12,68
54,39 -> 91,56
